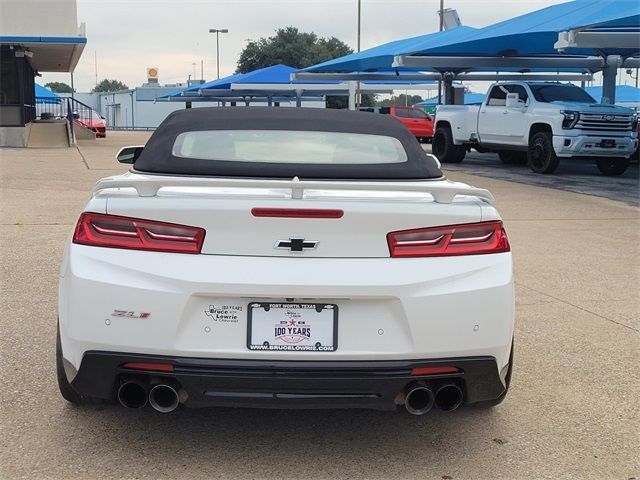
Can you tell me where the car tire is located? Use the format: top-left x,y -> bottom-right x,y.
56,321 -> 107,405
433,127 -> 466,163
473,340 -> 514,408
498,151 -> 528,165
527,132 -> 560,173
596,156 -> 631,176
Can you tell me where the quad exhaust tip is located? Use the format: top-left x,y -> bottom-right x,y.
149,384 -> 180,413
117,379 -> 148,409
404,385 -> 435,415
434,384 -> 463,411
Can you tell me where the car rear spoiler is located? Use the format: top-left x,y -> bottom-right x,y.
93,172 -> 494,204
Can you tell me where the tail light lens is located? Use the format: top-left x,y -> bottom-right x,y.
73,212 -> 205,254
388,221 -> 509,258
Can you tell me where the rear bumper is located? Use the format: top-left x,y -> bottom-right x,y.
553,134 -> 637,157
59,247 -> 514,370
70,351 -> 506,410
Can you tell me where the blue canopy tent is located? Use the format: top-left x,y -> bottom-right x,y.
35,83 -> 61,104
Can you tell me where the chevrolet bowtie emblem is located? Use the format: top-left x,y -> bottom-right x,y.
275,238 -> 319,252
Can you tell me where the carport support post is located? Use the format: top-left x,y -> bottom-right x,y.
348,81 -> 356,110
602,55 -> 621,104
443,73 -> 455,105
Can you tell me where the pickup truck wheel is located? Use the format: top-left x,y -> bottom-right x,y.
498,151 -> 527,165
596,157 -> 630,176
433,127 -> 466,163
528,132 -> 559,173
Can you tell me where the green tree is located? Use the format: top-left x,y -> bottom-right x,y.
44,82 -> 74,93
92,79 -> 129,93
237,27 -> 352,73
377,94 -> 424,107
237,27 -> 374,108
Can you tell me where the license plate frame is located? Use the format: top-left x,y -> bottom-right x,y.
247,302 -> 338,352
600,139 -> 616,148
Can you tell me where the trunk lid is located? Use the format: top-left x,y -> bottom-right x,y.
104,183 -> 484,258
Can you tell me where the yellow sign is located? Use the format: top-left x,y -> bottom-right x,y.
146,68 -> 159,78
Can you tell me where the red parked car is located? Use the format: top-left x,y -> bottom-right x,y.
360,105 -> 434,142
73,111 -> 107,138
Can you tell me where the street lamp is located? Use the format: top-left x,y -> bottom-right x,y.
209,28 -> 229,79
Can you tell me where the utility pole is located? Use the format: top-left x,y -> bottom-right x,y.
209,28 -> 229,79
192,62 -> 197,81
437,0 -> 444,105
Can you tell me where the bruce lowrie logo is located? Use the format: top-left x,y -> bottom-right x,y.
274,310 -> 311,344
205,304 -> 242,323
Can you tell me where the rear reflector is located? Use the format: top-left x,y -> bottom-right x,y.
388,221 -> 510,258
73,212 -> 205,254
122,362 -> 175,372
252,208 -> 344,219
411,366 -> 460,376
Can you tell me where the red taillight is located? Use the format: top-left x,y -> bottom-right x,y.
411,366 -> 460,376
122,362 -> 174,372
251,208 -> 344,219
388,221 -> 510,258
73,212 -> 205,254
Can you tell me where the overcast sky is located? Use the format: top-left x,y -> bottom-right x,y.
40,0 -> 623,95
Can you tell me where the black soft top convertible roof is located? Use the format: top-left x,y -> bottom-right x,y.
133,107 -> 442,180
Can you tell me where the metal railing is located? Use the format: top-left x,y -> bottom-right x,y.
35,96 -> 102,140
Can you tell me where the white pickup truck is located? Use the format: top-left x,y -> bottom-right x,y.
433,82 -> 638,175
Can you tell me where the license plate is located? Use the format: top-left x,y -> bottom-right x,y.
600,139 -> 615,148
247,303 -> 338,352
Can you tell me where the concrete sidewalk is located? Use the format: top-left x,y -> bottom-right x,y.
1,131 -> 638,480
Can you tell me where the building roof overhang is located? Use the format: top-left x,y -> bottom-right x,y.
0,36 -> 86,72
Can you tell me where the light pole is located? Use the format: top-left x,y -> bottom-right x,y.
437,0 -> 444,104
209,28 -> 229,79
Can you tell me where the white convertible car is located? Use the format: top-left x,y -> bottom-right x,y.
57,107 -> 514,415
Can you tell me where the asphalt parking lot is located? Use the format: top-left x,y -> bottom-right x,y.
422,145 -> 640,206
1,131 -> 638,480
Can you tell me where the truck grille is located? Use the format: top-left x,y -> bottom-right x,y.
576,113 -> 634,132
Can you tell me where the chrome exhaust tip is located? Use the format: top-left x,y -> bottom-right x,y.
434,384 -> 463,411
117,379 -> 148,409
148,384 -> 179,413
404,385 -> 435,415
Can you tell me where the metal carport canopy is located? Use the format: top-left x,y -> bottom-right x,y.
395,0 -> 639,62
298,26 -> 479,73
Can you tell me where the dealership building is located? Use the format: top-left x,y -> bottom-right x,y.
0,0 -> 86,147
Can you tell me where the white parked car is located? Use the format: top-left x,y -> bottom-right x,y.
433,82 -> 638,175
57,107 -> 514,415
